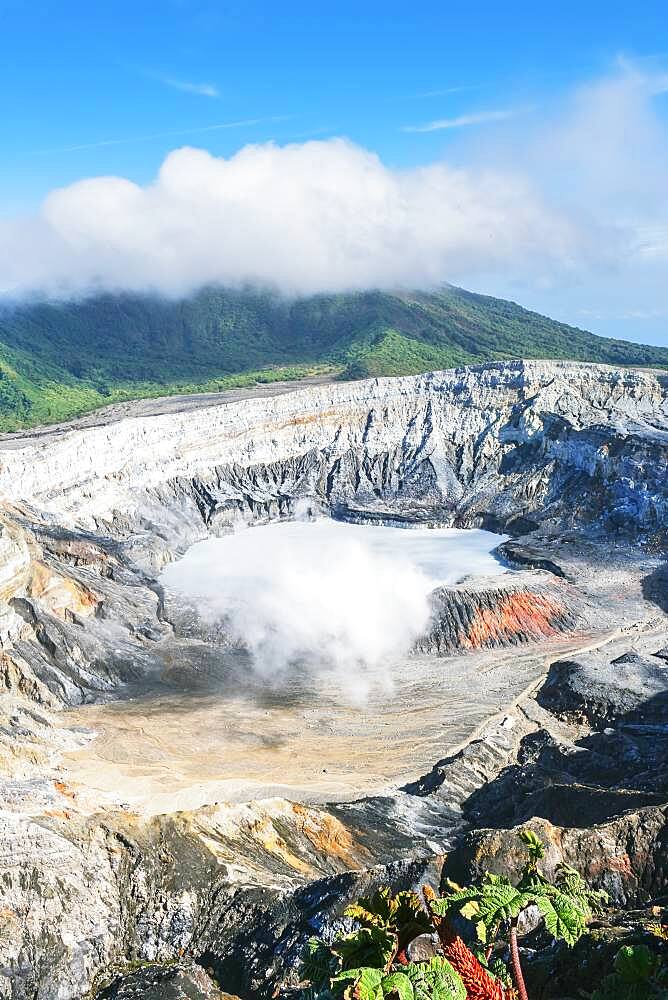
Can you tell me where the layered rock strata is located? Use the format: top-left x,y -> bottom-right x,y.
416,572 -> 603,655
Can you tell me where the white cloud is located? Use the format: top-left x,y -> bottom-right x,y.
403,108 -> 521,132
416,85 -> 480,98
1,62 -> 667,317
0,139 -> 594,298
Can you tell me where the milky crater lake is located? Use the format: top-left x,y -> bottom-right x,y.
158,519 -> 510,681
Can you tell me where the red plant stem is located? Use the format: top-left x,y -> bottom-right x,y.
423,887 -> 506,1000
509,920 -> 529,1000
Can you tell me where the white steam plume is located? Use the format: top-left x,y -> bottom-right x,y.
159,520 -> 507,700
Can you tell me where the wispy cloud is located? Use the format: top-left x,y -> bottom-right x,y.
579,306 -> 668,321
32,117 -> 289,155
416,85 -> 480,98
648,72 -> 668,95
146,71 -> 220,98
614,55 -> 668,95
632,225 -> 668,257
403,108 -> 522,132
281,125 -> 339,140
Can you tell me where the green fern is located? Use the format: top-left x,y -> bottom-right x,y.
300,887 -> 465,1000
518,829 -> 546,863
299,835 -> 609,1000
329,959 -> 465,1000
435,832 -> 603,950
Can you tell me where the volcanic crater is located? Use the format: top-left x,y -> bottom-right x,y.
0,360 -> 666,1000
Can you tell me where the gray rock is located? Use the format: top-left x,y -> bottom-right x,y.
538,650 -> 668,726
405,934 -> 440,962
96,962 -> 225,999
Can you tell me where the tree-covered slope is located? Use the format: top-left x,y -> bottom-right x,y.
0,284 -> 666,431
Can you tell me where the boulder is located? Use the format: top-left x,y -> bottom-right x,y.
441,808 -> 668,907
538,650 -> 668,727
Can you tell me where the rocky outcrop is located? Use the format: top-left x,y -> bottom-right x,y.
415,572 -> 602,655
441,808 -> 667,909
538,649 -> 668,726
96,962 -> 226,999
0,796 -> 449,1000
411,628 -> 668,832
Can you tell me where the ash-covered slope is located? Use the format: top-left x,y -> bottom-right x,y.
1,359 -> 666,534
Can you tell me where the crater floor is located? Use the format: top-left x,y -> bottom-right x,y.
58,632 -> 623,815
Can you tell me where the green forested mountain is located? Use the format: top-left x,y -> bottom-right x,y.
0,284 -> 666,431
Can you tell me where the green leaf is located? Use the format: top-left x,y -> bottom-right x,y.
533,889 -> 587,946
345,905 -> 387,930
392,892 -> 432,939
430,887 -> 483,918
332,967 -> 383,1000
426,957 -> 467,1000
345,889 -> 431,950
555,863 -> 608,912
346,889 -> 396,926
472,880 -> 528,926
518,829 -> 546,860
458,899 -> 480,920
488,957 -> 512,989
332,926 -> 397,971
381,972 -> 414,1000
473,918 -> 488,944
404,957 -> 466,1000
484,873 -> 512,886
433,874 -> 529,933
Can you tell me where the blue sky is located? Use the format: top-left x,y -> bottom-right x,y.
1,0 -> 667,345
